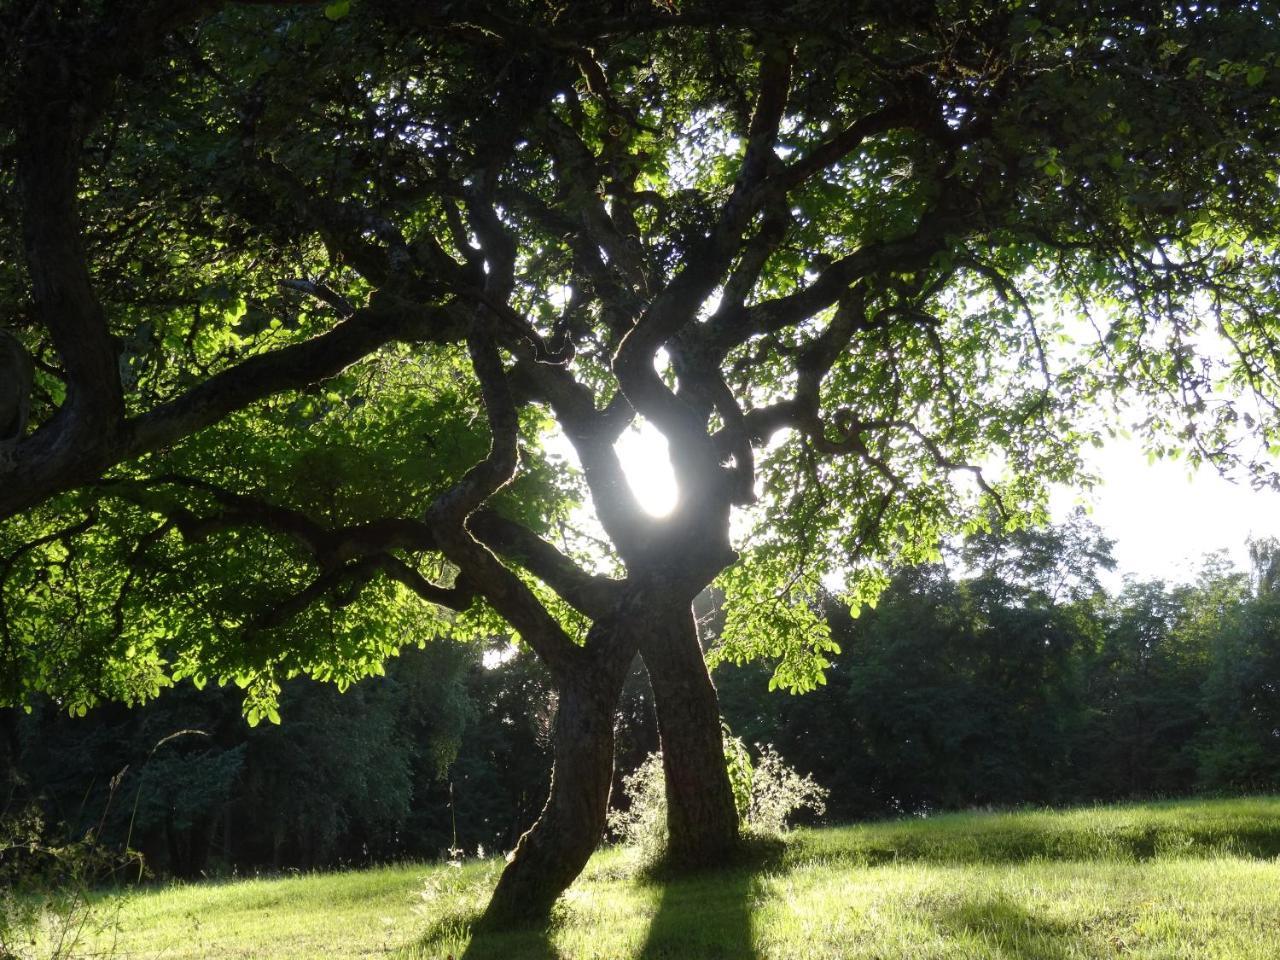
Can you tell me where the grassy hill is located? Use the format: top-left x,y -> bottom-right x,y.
68,796 -> 1280,959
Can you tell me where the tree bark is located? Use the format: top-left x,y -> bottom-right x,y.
641,604 -> 740,868
477,665 -> 626,929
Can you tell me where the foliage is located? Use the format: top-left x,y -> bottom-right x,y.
605,753 -> 667,861
1196,540 -> 1280,790
609,739 -> 828,860
3,641 -> 481,877
0,805 -> 141,960
711,557 -> 841,694
722,728 -> 754,820
742,745 -> 828,837
8,518 -> 1280,880
6,0 -> 1280,921
716,519 -> 1280,820
413,646 -> 555,859
4,0 -> 1280,718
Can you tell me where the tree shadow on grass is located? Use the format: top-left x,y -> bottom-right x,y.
411,839 -> 777,960
459,922 -> 560,960
930,895 -> 1076,960
635,869 -> 755,960
635,836 -> 779,960
405,905 -> 560,960
451,868 -> 760,960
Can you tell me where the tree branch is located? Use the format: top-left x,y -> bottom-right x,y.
612,47 -> 793,508
469,510 -> 622,619
426,326 -> 581,679
247,552 -> 471,632
705,211 -> 956,357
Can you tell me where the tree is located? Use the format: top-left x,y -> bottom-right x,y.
1196,541 -> 1280,789
715,519 -> 1115,818
4,640 -> 476,877
4,0 -> 1280,928
1076,579 -> 1204,795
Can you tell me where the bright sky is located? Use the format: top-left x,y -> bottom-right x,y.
1053,438 -> 1280,586
606,421 -> 1280,588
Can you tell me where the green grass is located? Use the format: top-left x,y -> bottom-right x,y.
71,795 -> 1280,959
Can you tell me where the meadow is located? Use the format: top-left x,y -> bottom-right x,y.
73,795 -> 1280,960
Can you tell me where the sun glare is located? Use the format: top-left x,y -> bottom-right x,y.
615,419 -> 679,517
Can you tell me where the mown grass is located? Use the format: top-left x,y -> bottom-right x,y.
71,795 -> 1280,959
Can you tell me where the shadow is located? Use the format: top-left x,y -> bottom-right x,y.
636,839 -> 778,960
402,904 -> 560,960
636,870 -> 755,960
459,921 -> 560,960
407,840 -> 777,960
931,895 -> 1075,960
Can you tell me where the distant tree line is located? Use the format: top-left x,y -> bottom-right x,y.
717,518 -> 1280,821
4,518 -> 1278,877
0,644 -> 556,878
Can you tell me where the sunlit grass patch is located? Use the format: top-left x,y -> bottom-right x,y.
784,794 -> 1280,868
71,795 -> 1280,959
89,861 -> 497,960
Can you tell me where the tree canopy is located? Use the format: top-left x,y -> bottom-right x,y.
3,0 -> 1280,925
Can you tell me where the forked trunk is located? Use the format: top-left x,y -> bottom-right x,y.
641,604 -> 740,868
477,663 -> 627,929
476,595 -> 737,929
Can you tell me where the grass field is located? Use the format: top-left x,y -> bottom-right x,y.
67,795 -> 1280,959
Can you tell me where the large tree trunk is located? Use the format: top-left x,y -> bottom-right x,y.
475,593 -> 737,928
477,667 -> 625,929
641,604 -> 740,869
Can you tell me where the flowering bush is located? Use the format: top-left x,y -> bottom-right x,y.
744,744 -> 828,836
608,734 -> 828,861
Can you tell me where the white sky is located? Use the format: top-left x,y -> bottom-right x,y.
1053,438 -> 1280,586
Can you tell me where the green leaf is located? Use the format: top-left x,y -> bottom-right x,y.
324,0 -> 350,20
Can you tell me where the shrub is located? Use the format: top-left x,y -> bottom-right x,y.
608,735 -> 828,861
744,744 -> 828,835
606,753 -> 667,860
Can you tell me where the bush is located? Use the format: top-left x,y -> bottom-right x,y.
743,744 -> 829,835
606,753 -> 667,860
608,735 -> 828,862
